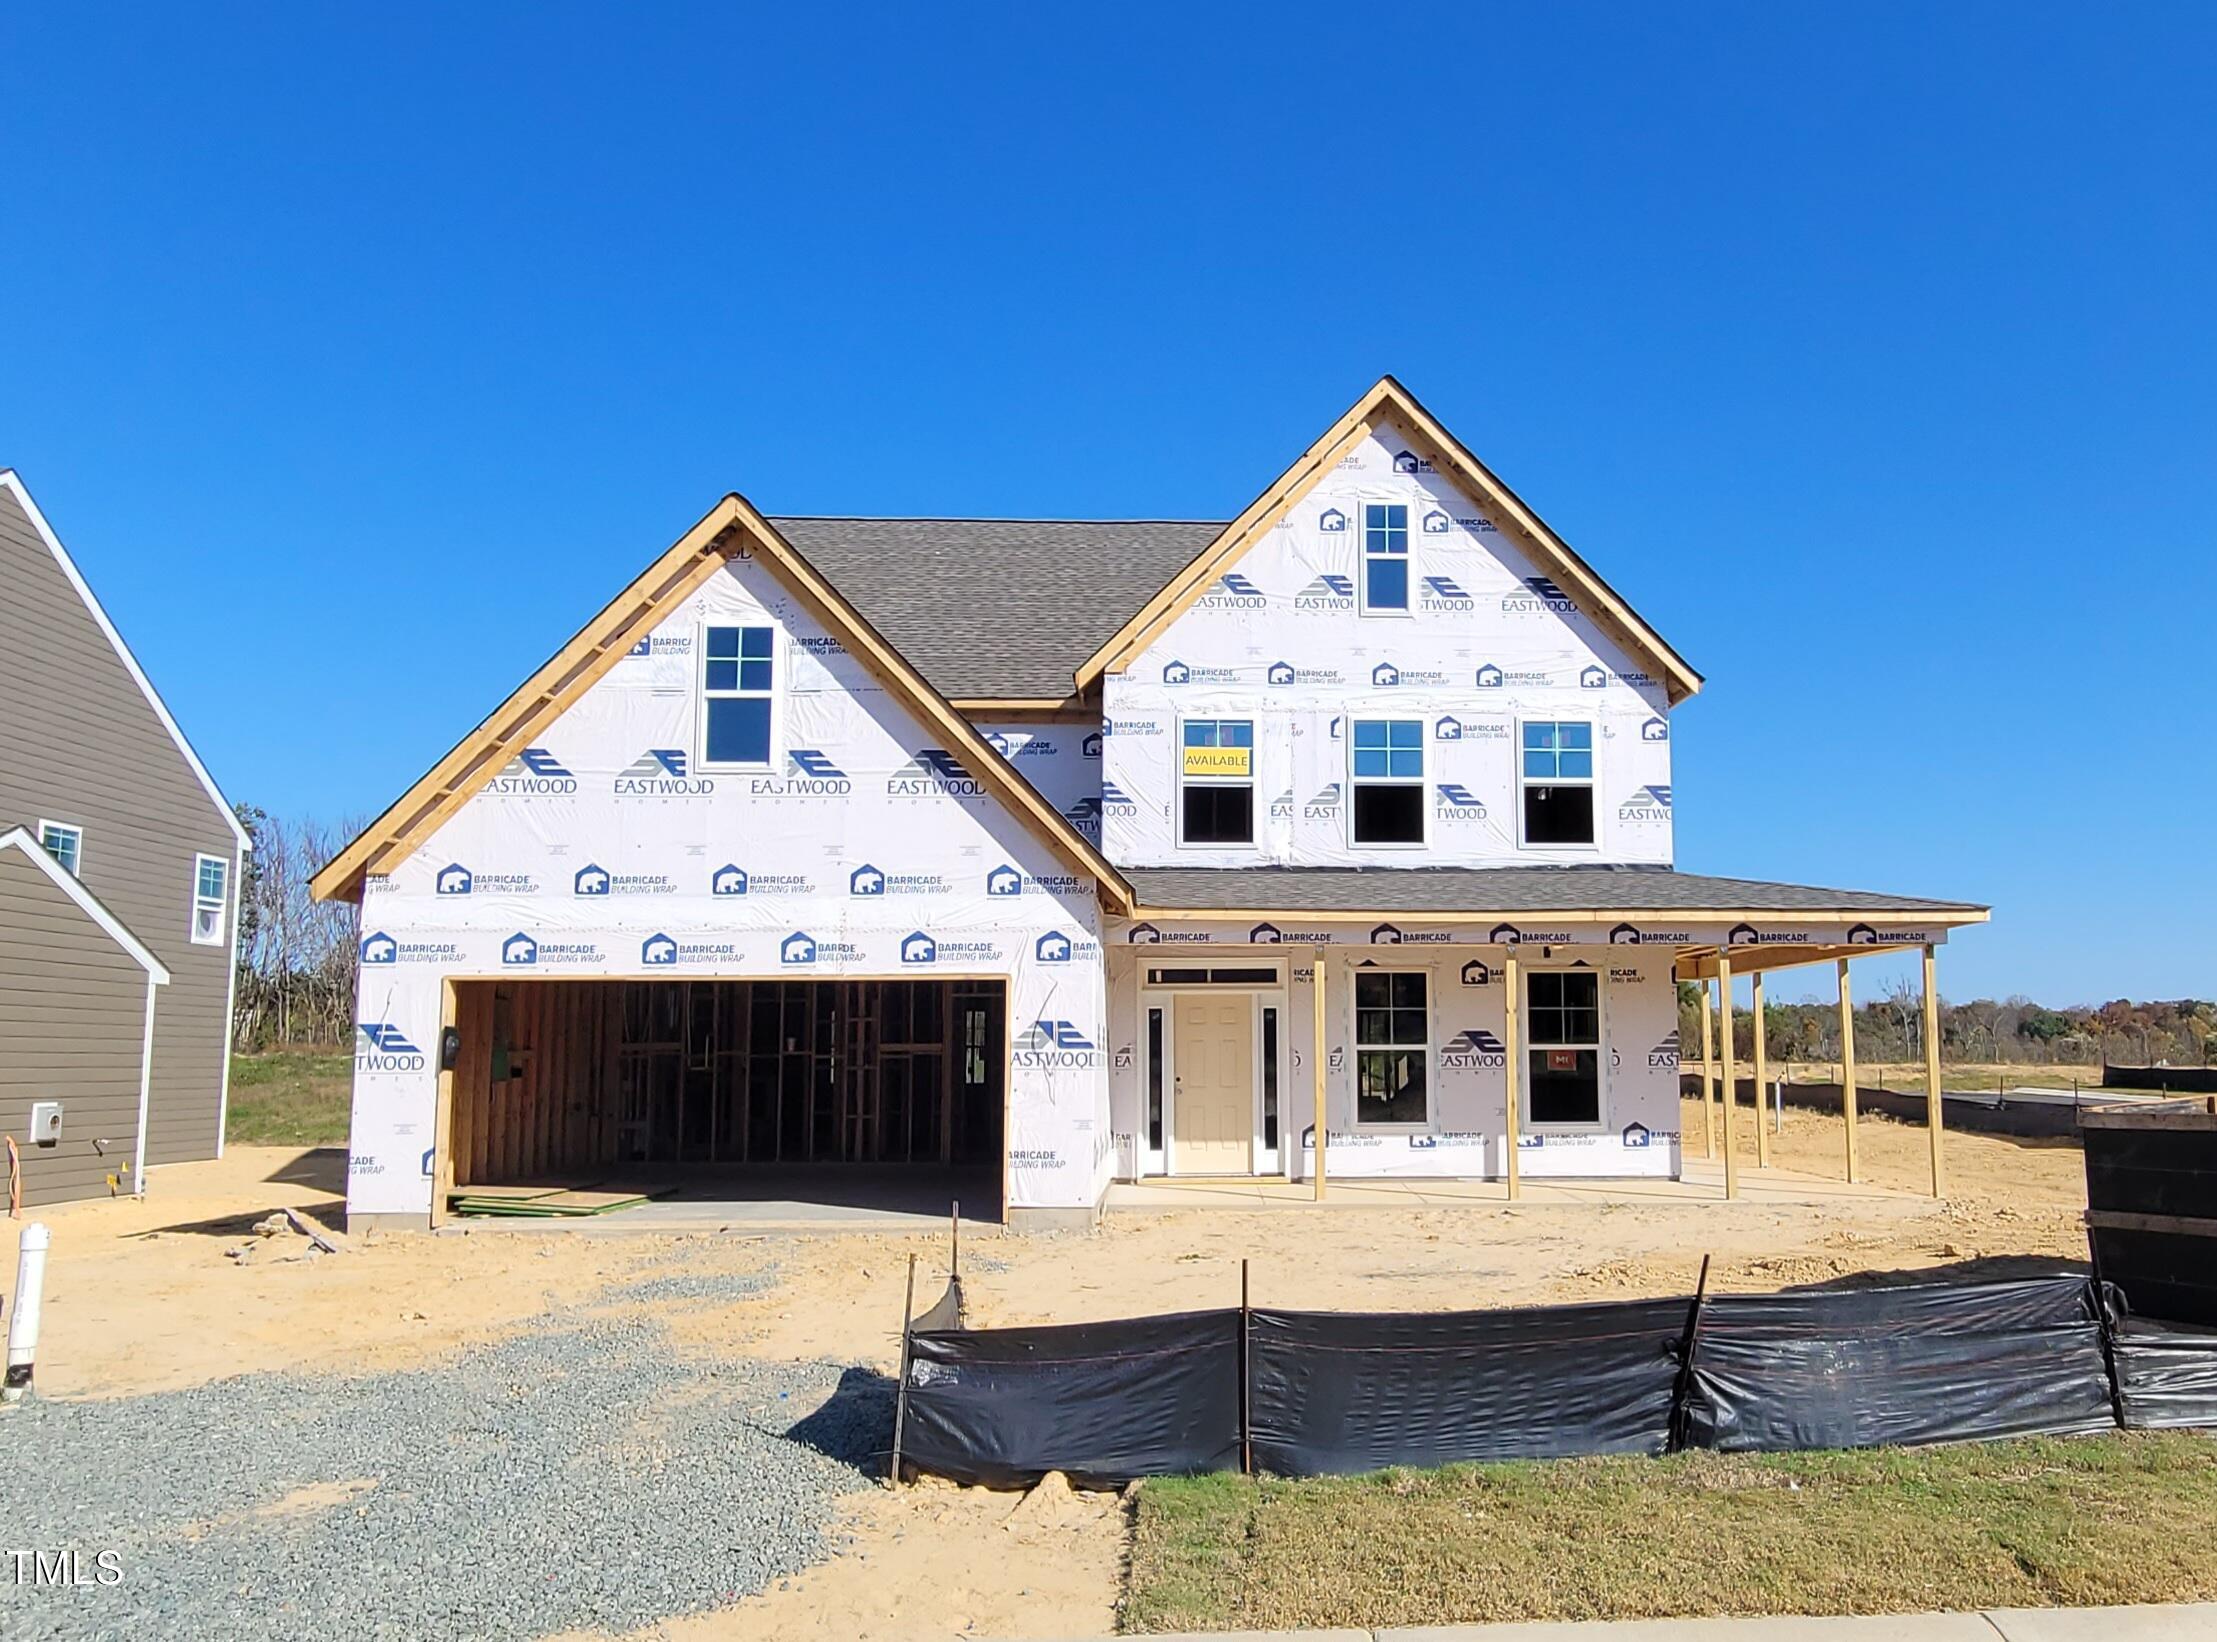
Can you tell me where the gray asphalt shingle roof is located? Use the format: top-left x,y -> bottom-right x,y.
1122,866 -> 1984,916
770,517 -> 1224,699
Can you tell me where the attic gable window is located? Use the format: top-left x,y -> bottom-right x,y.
38,821 -> 83,877
1360,504 -> 1409,613
701,625 -> 774,767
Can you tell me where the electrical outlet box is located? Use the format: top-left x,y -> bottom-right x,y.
28,1102 -> 63,1147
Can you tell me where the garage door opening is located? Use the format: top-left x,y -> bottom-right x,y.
442,978 -> 1005,1224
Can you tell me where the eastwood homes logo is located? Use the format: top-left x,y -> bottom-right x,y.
1197,572 -> 1267,609
850,864 -> 950,896
354,1023 -> 427,1075
433,862 -> 540,897
1649,1029 -> 1682,1069
1268,659 -> 1343,686
1100,780 -> 1139,815
614,749 -> 713,796
485,747 -> 577,796
1502,577 -> 1577,614
1419,575 -> 1475,611
1012,1020 -> 1103,1068
750,750 -> 851,798
888,748 -> 985,798
641,933 -> 742,967
1474,662 -> 1553,689
1435,783 -> 1488,821
899,930 -> 998,966
359,931 -> 462,966
574,862 -> 676,896
710,864 -> 814,896
1158,660 -> 1239,686
1062,797 -> 1102,840
985,863 -> 1085,897
1618,785 -> 1673,822
501,932 -> 603,967
1294,574 -> 1354,610
1440,1029 -> 1507,1070
777,931 -> 862,966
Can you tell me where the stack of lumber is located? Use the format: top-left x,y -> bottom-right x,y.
447,1183 -> 652,1218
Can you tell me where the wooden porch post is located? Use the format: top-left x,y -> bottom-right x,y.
1837,958 -> 1859,1184
1697,977 -> 1717,1159
1750,970 -> 1772,1169
1717,954 -> 1739,1200
1502,946 -> 1522,1201
1311,946 -> 1329,1202
1923,943 -> 1945,1198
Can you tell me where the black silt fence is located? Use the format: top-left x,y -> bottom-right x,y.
891,1272 -> 2217,1486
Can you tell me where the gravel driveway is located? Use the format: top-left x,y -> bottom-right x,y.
0,1304 -> 892,1640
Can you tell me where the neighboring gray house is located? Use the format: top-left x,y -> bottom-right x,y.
0,470 -> 248,1206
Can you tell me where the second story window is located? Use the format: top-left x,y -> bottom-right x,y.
701,625 -> 774,767
1180,719 -> 1254,845
191,853 -> 229,946
38,821 -> 83,877
1361,503 -> 1409,613
1350,719 -> 1424,845
1522,720 -> 1595,845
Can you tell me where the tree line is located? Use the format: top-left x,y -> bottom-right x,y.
231,805 -> 364,1049
1676,980 -> 2217,1071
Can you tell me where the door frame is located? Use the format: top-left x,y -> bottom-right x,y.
1137,959 -> 1290,1178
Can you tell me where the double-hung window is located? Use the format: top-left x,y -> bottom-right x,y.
701,625 -> 774,767
1525,970 -> 1602,1125
38,821 -> 83,877
1360,503 -> 1409,613
191,853 -> 229,946
1521,720 -> 1595,845
1350,719 -> 1424,845
1179,719 -> 1254,845
1355,970 -> 1429,1125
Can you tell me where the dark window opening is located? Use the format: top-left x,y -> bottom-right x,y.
1146,1007 -> 1165,1152
1353,783 -> 1424,844
1262,1006 -> 1280,1150
1182,783 -> 1254,845
1524,785 -> 1594,846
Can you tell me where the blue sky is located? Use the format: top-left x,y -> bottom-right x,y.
4,4 -> 2212,1006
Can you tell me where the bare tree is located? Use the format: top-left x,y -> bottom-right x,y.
233,807 -> 364,1048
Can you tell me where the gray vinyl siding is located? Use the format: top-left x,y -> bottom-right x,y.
0,484 -> 238,1167
0,848 -> 152,1207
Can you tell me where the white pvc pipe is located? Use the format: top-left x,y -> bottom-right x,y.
4,1222 -> 50,1400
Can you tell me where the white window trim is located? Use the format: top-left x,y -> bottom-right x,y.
38,819 -> 84,876
1174,715 -> 1258,850
1349,965 -> 1433,1133
1347,717 -> 1428,850
1520,963 -> 1609,1134
190,851 -> 229,947
1357,501 -> 1414,618
695,621 -> 779,773
1515,716 -> 1601,854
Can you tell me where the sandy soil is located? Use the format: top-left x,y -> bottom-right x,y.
0,1102 -> 2093,1640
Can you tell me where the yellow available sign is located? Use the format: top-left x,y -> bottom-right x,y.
1183,745 -> 1252,779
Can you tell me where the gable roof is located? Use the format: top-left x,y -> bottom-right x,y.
0,472 -> 251,850
1078,376 -> 1704,704
0,826 -> 172,981
310,497 -> 1137,907
771,518 -> 1221,700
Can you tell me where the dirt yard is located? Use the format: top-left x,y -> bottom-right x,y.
0,1098 -> 2092,1641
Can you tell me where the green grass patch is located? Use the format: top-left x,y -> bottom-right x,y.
1123,1433 -> 2217,1633
226,1050 -> 351,1146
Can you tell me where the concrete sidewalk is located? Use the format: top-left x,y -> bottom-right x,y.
1071,1603 -> 2217,1641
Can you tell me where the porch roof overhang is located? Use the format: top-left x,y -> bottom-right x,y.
1118,865 -> 1988,980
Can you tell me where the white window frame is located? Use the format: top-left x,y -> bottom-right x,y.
1349,965 -> 1432,1132
1520,964 -> 1608,1134
1347,717 -> 1428,850
696,622 -> 778,772
1516,717 -> 1600,853
1175,716 -> 1257,850
190,852 -> 229,947
1357,501 -> 1412,617
38,820 -> 84,877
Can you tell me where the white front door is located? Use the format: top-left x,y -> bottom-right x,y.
1173,993 -> 1254,1174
